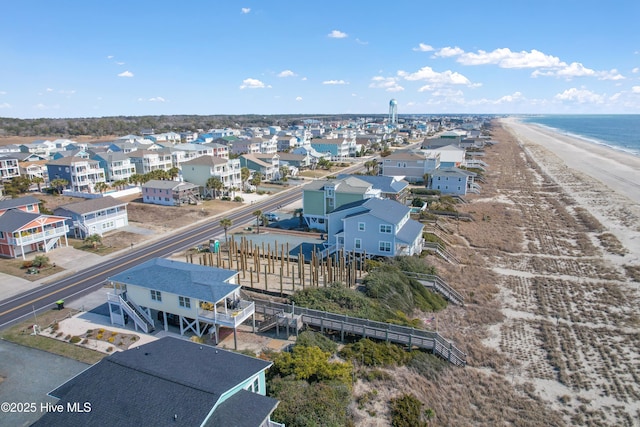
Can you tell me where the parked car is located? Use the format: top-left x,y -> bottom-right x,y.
263,212 -> 279,222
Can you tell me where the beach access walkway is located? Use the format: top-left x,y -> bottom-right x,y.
252,297 -> 467,367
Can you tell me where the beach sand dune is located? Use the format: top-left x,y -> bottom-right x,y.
465,119 -> 640,425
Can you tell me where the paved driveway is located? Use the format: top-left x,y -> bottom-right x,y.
0,340 -> 89,426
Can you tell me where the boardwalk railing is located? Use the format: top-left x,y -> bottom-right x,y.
252,298 -> 466,366
402,271 -> 464,306
423,242 -> 460,265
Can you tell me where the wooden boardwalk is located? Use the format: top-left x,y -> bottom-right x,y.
253,298 -> 466,367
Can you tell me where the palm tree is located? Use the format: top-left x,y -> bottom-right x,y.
31,176 -> 44,192
219,217 -> 233,242
113,179 -> 128,190
206,176 -> 224,199
252,209 -> 262,234
49,178 -> 69,195
94,182 -> 109,194
294,208 -> 305,229
84,233 -> 102,249
250,172 -> 262,187
129,174 -> 144,186
240,167 -> 250,190
168,167 -> 180,180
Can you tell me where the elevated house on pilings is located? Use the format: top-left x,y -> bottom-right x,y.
106,258 -> 255,348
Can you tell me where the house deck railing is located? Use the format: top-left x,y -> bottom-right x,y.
9,225 -> 69,246
402,271 -> 465,306
252,298 -> 466,366
198,300 -> 255,327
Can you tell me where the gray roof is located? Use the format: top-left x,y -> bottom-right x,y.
432,166 -> 477,177
206,389 -> 280,427
108,258 -> 239,303
141,180 -> 198,191
396,218 -> 424,245
55,196 -> 127,215
0,196 -> 40,211
0,209 -> 68,231
343,198 -> 410,224
336,174 -> 408,194
181,155 -> 227,166
47,156 -> 97,166
305,176 -> 371,194
36,337 -> 274,427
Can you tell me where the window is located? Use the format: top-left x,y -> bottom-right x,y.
26,204 -> 35,212
179,296 -> 191,308
379,241 -> 392,253
379,224 -> 392,233
253,377 -> 260,393
358,222 -> 365,231
151,290 -> 162,301
354,238 -> 362,249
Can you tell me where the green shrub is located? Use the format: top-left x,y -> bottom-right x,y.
69,336 -> 81,344
273,345 -> 352,385
339,339 -> 412,367
295,331 -> 338,354
390,393 -> 428,427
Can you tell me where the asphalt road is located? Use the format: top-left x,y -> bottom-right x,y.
0,161 -> 366,330
0,187 -> 303,330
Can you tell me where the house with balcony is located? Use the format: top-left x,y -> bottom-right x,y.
34,337 -> 282,427
20,160 -> 49,188
381,149 -> 440,183
141,179 -> 201,206
180,155 -> 242,197
302,176 -> 381,231
336,174 -> 409,203
127,149 -> 173,174
54,196 -> 129,239
327,197 -> 424,258
168,143 -> 214,168
91,151 -> 137,182
429,167 -> 480,195
230,138 -> 262,156
106,258 -> 256,344
423,144 -> 466,168
0,196 -> 69,259
0,155 -> 20,180
201,142 -> 230,159
309,138 -> 354,160
46,157 -> 107,193
239,154 -> 279,181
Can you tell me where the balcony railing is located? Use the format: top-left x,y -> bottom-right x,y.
9,225 -> 69,245
198,300 -> 254,327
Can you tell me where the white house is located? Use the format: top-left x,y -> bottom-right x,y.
54,196 -> 129,239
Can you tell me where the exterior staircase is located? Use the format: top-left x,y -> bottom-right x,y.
423,242 -> 460,265
402,271 -> 465,306
108,293 -> 155,333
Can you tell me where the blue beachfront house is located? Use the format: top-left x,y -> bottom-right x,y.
34,337 -> 283,427
326,197 -> 424,257
106,258 -> 255,345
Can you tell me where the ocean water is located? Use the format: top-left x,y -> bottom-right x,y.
520,115 -> 640,157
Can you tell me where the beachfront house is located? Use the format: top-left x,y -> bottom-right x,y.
380,149 -> 440,183
0,196 -> 70,259
326,197 -> 424,258
127,149 -> 173,175
54,196 -> 129,239
429,167 -> 480,195
46,157 -> 107,193
90,151 -> 137,182
423,144 -> 466,168
34,337 -> 282,427
180,155 -> 242,197
141,179 -> 201,206
239,154 -> 279,181
106,258 -> 255,344
302,176 -> 381,231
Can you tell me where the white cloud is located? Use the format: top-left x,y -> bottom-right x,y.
435,46 -> 464,58
555,87 -> 604,104
322,80 -> 348,85
296,96 -> 303,101
241,7 -> 250,14
369,76 -> 404,92
149,97 -> 166,102
453,48 -> 564,68
301,77 -> 307,81
0,91 -> 6,95
598,69 -> 625,81
632,67 -> 639,74
398,66 -> 473,86
34,103 -> 60,110
328,30 -> 347,39
58,89 -> 76,95
240,78 -> 266,89
278,70 -> 297,78
413,43 -> 434,52
118,70 -> 134,78
495,92 -> 524,103
0,102 -> 10,109
107,55 -> 114,59
632,86 -> 640,93
355,38 -> 368,45
116,61 -> 125,66
46,88 -> 54,92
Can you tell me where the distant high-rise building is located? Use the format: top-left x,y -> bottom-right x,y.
388,99 -> 398,125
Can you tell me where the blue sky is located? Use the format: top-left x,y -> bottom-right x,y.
2,1 -> 639,118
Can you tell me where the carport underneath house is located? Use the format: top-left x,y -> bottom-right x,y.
106,258 -> 256,348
